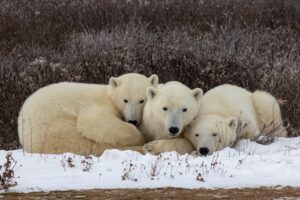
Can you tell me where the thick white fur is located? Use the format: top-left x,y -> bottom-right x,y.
185,84 -> 287,155
146,84 -> 287,155
18,73 -> 158,156
140,81 -> 202,154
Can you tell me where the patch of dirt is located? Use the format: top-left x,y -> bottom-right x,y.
1,187 -> 300,200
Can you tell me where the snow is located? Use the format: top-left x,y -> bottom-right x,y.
1,137 -> 300,193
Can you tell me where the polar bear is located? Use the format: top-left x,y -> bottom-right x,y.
18,73 -> 158,156
139,81 -> 203,154
184,84 -> 287,156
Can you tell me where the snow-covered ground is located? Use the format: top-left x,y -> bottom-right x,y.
1,137 -> 300,193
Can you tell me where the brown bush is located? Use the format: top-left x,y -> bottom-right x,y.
0,152 -> 18,189
0,0 -> 299,149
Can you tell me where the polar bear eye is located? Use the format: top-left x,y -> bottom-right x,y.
182,108 -> 188,112
123,99 -> 128,103
212,133 -> 218,137
162,107 -> 168,111
139,99 -> 144,104
195,134 -> 199,137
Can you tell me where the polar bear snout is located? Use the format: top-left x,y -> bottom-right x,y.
123,102 -> 143,126
165,111 -> 184,137
168,127 -> 179,135
199,147 -> 209,156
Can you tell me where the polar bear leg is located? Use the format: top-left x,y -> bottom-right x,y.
238,115 -> 261,139
21,117 -> 100,155
252,91 -> 287,137
77,105 -> 145,147
117,145 -> 144,153
143,138 -> 194,155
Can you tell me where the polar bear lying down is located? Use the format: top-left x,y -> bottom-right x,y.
145,84 -> 287,156
18,73 -> 158,156
18,76 -> 286,157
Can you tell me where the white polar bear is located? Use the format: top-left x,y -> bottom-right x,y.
184,84 -> 287,156
18,73 -> 158,156
139,81 -> 203,154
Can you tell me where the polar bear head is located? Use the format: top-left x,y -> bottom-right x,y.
108,73 -> 158,126
185,116 -> 238,156
146,81 -> 203,138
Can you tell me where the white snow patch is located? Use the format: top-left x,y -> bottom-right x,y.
0,137 -> 300,193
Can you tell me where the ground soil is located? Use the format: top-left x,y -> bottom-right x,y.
1,187 -> 300,200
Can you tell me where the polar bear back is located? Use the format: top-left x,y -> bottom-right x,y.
19,82 -> 113,125
17,82 -> 118,154
199,84 -> 256,120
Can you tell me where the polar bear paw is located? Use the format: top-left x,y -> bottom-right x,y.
143,141 -> 161,155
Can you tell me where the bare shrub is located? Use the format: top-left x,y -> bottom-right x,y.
61,155 -> 76,171
121,160 -> 138,182
196,173 -> 205,182
0,153 -> 18,190
81,156 -> 93,172
0,0 -> 299,149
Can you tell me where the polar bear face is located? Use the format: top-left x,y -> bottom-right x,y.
109,73 -> 158,125
185,116 -> 238,156
146,82 -> 203,138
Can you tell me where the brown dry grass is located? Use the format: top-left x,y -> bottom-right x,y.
0,0 -> 299,149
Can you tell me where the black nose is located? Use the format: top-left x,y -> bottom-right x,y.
169,127 -> 179,135
199,147 -> 209,155
128,120 -> 137,125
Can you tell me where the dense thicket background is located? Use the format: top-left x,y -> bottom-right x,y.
0,0 -> 299,149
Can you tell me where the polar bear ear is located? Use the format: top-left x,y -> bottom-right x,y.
146,87 -> 158,100
109,77 -> 119,88
149,74 -> 159,87
191,88 -> 203,101
225,117 -> 238,130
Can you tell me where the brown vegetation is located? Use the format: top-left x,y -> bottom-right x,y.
0,0 -> 299,149
0,153 -> 18,190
